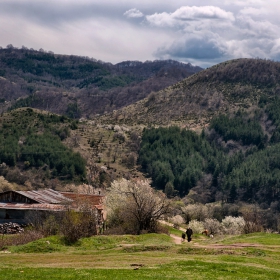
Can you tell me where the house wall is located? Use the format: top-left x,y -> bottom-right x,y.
0,209 -> 27,224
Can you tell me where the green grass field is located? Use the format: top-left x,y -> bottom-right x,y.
1,232 -> 280,279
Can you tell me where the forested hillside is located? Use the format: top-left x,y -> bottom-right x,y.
0,47 -> 202,118
139,96 -> 280,209
0,108 -> 86,190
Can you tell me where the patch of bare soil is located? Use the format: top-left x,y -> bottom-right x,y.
170,234 -> 184,245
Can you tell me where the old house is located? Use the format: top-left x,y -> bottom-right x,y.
0,189 -> 105,226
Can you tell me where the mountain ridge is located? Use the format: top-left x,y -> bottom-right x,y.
99,58 -> 280,129
0,48 -> 203,117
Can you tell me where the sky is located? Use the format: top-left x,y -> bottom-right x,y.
1,0 -> 280,68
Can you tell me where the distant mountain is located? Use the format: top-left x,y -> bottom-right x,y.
0,48 -> 202,117
115,59 -> 202,79
101,58 -> 280,128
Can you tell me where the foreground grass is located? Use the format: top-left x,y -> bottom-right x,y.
1,232 -> 280,279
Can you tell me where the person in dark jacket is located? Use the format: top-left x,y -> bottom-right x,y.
186,227 -> 193,242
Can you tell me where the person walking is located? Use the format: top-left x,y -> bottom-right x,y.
186,227 -> 193,242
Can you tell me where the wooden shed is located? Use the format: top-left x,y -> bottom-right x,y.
0,189 -> 104,225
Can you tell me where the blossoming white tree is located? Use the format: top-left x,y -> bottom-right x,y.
106,178 -> 170,234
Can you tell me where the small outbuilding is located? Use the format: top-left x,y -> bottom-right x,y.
0,189 -> 105,225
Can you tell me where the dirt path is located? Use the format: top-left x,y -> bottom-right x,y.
169,234 -> 263,249
159,220 -> 188,244
159,220 -> 186,232
170,234 -> 183,244
160,220 -> 264,249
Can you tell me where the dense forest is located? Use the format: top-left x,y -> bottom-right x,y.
139,96 -> 280,209
0,108 -> 86,188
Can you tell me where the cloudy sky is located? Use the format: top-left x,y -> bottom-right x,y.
1,0 -> 280,67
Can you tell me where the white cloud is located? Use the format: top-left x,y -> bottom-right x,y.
172,6 -> 235,21
124,8 -> 144,18
146,6 -> 235,28
146,12 -> 177,28
239,7 -> 267,17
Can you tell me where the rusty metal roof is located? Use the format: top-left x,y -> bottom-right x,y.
0,189 -> 104,211
60,192 -> 103,205
16,189 -> 73,204
60,192 -> 104,210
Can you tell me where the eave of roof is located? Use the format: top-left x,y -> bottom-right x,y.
0,202 -> 66,211
15,189 -> 73,204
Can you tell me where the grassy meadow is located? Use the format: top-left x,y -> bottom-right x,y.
1,230 -> 280,280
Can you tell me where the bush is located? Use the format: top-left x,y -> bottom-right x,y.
203,218 -> 222,235
221,216 -> 245,235
169,215 -> 185,229
60,209 -> 97,244
182,203 -> 213,222
243,221 -> 263,234
188,220 -> 205,234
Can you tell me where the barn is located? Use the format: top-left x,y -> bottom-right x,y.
0,189 -> 105,225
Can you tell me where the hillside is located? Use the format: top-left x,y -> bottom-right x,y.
0,108 -> 88,191
2,56 -> 280,214
94,58 -> 280,209
0,47 -> 202,117
0,107 -> 145,192
100,58 -> 280,128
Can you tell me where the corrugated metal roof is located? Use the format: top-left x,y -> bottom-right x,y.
16,189 -> 73,204
0,189 -> 104,211
0,202 -> 66,211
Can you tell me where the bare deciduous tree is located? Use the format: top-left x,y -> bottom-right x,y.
106,179 -> 170,234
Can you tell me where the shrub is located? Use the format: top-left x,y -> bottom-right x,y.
188,219 -> 205,234
203,218 -> 222,235
182,203 -> 213,222
60,209 -> 97,244
169,215 -> 185,229
221,216 -> 245,235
